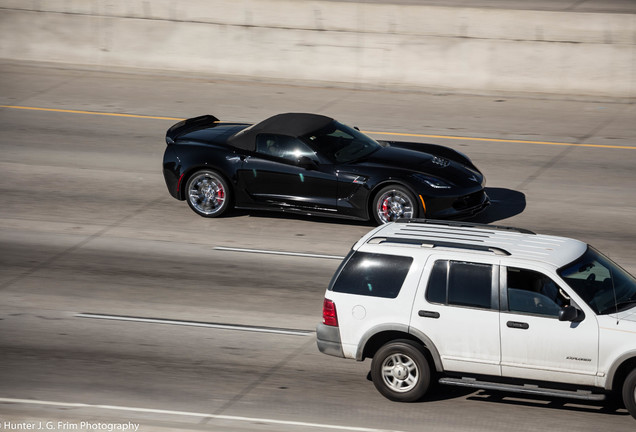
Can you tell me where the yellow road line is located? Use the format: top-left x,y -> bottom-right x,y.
363,130 -> 636,150
0,105 -> 183,121
2,104 -> 634,150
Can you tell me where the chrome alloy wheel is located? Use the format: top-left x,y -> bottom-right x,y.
381,353 -> 420,393
376,189 -> 415,223
187,172 -> 226,216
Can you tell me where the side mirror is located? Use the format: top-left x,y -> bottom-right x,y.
297,156 -> 319,170
559,305 -> 584,322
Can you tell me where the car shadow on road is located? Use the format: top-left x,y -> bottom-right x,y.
230,208 -> 375,227
470,187 -> 526,224
366,372 -> 476,402
417,383 -> 628,417
419,382 -> 476,402
465,390 -> 630,417
366,372 -> 629,415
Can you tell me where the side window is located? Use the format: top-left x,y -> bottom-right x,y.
256,134 -> 315,162
426,260 -> 494,309
506,267 -> 569,317
425,260 -> 447,304
331,252 -> 413,299
448,262 -> 493,309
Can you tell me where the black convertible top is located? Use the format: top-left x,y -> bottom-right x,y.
228,113 -> 334,151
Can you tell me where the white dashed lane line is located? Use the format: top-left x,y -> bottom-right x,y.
75,313 -> 314,336
213,246 -> 346,260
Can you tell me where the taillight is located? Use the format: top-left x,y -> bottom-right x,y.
322,299 -> 338,327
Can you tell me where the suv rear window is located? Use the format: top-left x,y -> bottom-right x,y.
331,252 -> 413,298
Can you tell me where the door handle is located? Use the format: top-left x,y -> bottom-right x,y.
506,321 -> 529,330
418,310 -> 440,319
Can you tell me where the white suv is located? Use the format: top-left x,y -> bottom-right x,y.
317,219 -> 636,419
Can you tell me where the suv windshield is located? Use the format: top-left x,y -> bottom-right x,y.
302,121 -> 382,163
558,246 -> 636,315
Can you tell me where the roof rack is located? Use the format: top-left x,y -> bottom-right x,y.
396,218 -> 536,235
368,236 -> 510,255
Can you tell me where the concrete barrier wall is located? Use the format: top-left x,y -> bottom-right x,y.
1,0 -> 634,97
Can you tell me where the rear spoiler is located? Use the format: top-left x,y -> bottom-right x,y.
166,114 -> 220,144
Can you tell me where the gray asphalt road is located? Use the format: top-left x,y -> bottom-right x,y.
0,60 -> 635,431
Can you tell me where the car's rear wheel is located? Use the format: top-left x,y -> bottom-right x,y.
373,185 -> 417,224
622,368 -> 636,419
185,170 -> 231,217
371,340 -> 431,402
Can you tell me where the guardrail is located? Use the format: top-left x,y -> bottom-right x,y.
0,0 -> 634,98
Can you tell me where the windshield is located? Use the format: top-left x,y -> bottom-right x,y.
302,121 -> 381,163
558,246 -> 636,315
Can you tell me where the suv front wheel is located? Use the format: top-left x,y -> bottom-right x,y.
371,340 -> 431,402
623,368 -> 636,419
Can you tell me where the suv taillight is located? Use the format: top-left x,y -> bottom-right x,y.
322,299 -> 338,327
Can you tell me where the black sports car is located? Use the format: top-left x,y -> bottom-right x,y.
162,113 -> 489,224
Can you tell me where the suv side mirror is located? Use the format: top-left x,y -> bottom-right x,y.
297,156 -> 319,170
559,305 -> 584,322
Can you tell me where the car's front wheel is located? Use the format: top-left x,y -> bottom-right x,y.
372,185 -> 418,224
185,170 -> 231,217
623,368 -> 636,419
371,340 -> 431,402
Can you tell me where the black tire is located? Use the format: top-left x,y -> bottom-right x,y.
371,340 -> 431,402
622,368 -> 636,419
372,185 -> 418,225
185,169 -> 231,218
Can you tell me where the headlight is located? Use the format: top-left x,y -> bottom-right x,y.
412,173 -> 453,189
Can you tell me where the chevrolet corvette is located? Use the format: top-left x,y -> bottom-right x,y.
162,113 -> 489,224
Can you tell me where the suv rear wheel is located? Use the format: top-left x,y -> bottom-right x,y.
371,340 -> 431,402
623,368 -> 636,419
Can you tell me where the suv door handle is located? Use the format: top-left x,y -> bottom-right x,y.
418,310 -> 440,319
507,321 -> 529,330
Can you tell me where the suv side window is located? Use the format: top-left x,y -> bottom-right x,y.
426,260 -> 447,304
331,252 -> 413,299
426,260 -> 494,309
506,267 -> 569,318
